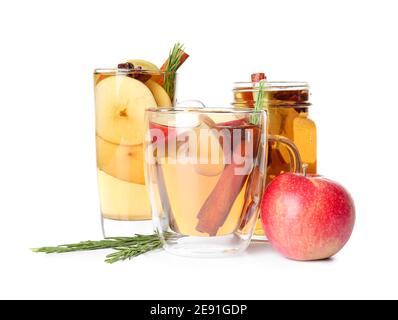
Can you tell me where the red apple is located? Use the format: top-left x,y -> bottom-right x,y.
261,173 -> 355,261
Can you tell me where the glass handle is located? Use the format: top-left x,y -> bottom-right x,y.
268,135 -> 302,173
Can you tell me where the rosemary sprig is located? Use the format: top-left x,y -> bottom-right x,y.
105,239 -> 164,264
163,42 -> 184,101
32,232 -> 177,264
251,80 -> 266,124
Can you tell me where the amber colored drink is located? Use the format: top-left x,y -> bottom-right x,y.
145,108 -> 267,256
145,110 -> 259,236
94,68 -> 174,235
159,123 -> 258,236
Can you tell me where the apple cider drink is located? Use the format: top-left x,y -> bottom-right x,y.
145,108 -> 267,256
94,61 -> 179,236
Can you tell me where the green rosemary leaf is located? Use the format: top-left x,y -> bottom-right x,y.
163,42 -> 184,101
251,80 -> 266,125
32,232 -> 177,263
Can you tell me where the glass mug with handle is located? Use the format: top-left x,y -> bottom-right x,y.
145,108 -> 268,257
94,68 -> 177,237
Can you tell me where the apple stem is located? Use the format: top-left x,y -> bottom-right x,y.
302,163 -> 308,177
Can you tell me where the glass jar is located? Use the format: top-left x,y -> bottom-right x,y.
233,81 -> 317,237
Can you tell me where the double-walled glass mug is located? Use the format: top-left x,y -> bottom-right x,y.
145,108 -> 267,257
233,81 -> 316,238
94,68 -> 177,237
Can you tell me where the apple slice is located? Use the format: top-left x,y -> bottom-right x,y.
145,79 -> 172,107
192,120 -> 225,177
96,135 -> 145,184
95,75 -> 157,146
293,114 -> 317,173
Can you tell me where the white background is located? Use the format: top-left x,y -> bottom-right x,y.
0,0 -> 397,300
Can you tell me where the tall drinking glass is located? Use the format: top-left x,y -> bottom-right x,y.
94,68 -> 176,236
145,108 -> 267,257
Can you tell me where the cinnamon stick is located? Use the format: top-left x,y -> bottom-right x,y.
195,132 -> 257,236
160,51 -> 189,71
251,72 -> 266,82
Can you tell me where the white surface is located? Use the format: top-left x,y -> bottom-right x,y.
1,0 -> 398,300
